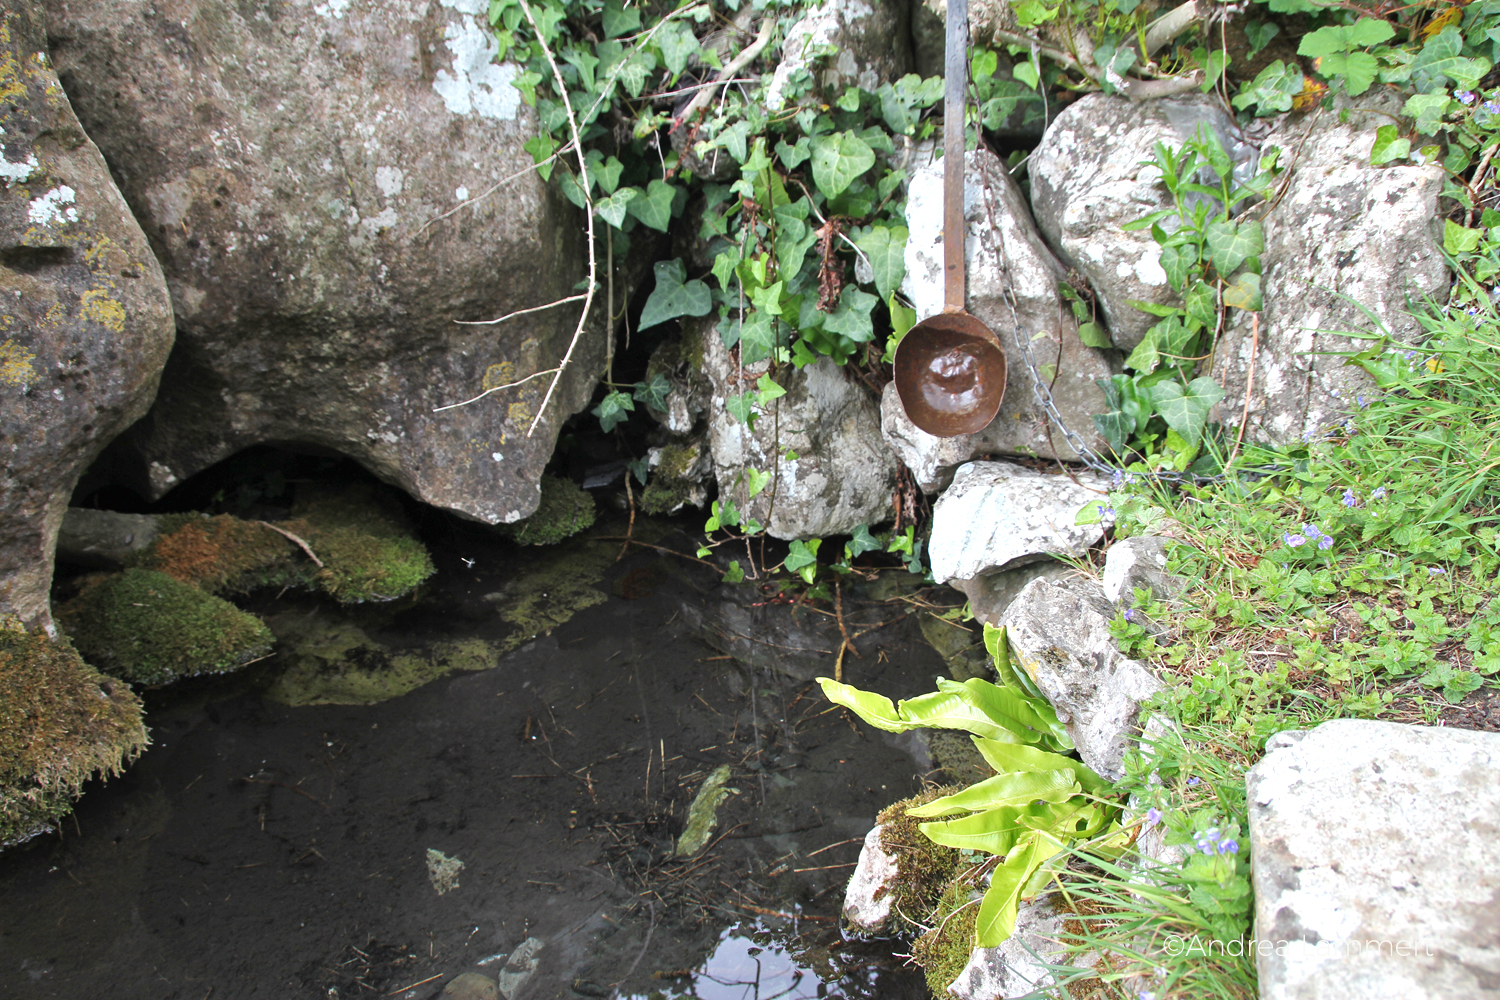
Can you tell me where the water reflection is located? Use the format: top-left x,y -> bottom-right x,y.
638,921 -> 889,1000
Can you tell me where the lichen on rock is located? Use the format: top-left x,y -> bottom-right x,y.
58,569 -> 274,686
0,626 -> 147,846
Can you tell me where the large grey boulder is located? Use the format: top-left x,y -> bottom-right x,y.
928,461 -> 1109,585
952,561 -> 1071,627
696,319 -> 896,539
1030,95 -> 1252,353
0,0 -> 174,630
766,0 -> 913,110
1248,720 -> 1500,1000
999,576 -> 1161,779
888,147 -> 1115,494
46,0 -> 603,525
1216,98 -> 1446,444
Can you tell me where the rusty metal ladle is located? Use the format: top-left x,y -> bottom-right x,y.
892,0 -> 1008,438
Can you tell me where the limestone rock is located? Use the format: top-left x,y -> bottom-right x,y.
1216,97 -> 1447,445
843,824 -> 898,935
890,147 -> 1115,488
697,318 -> 896,539
928,461 -> 1109,585
1030,95 -> 1252,352
55,508 -> 161,569
946,894 -> 1066,999
0,0 -> 174,630
952,561 -> 1071,628
441,973 -> 498,1000
999,576 -> 1161,779
1100,535 -> 1185,606
497,936 -> 544,999
47,0 -> 604,525
1247,720 -> 1500,1000
766,0 -> 913,111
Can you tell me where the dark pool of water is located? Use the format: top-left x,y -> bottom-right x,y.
1,516 -> 949,999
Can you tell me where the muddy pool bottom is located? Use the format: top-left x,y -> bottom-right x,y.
0,523 -> 951,999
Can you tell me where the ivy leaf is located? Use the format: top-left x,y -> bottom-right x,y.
589,155 -> 624,195
1204,219 -> 1263,274
1222,271 -> 1263,311
784,538 -> 822,584
1150,377 -> 1226,445
738,310 -> 779,365
1403,93 -> 1452,135
1444,219 -> 1482,254
776,136 -> 811,170
632,372 -> 673,411
657,22 -> 699,79
722,560 -> 745,584
1412,26 -> 1492,92
756,374 -> 787,404
854,225 -> 909,300
712,247 -> 741,291
602,0 -> 641,39
523,134 -> 558,180
1370,124 -> 1412,165
1077,322 -> 1112,349
810,131 -> 876,200
845,524 -> 882,559
823,285 -> 879,342
626,179 -> 677,231
1231,60 -> 1304,115
594,186 -> 638,227
1245,21 -> 1279,55
746,467 -> 772,499
725,391 -> 759,429
1158,244 -> 1198,293
1184,280 -> 1217,332
593,389 -> 635,432
638,258 -> 712,330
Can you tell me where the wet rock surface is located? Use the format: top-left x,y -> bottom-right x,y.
0,0 -> 174,630
46,0 -> 602,524
1247,720 -> 1500,1000
889,147 -> 1115,483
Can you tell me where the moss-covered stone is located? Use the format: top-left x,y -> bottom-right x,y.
0,626 -> 147,846
911,880 -> 983,997
59,569 -> 274,685
262,611 -> 499,706
288,484 -> 436,603
875,786 -> 967,934
132,513 -> 299,594
640,441 -> 708,515
499,475 -> 595,546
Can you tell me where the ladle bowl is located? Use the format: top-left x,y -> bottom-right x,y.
892,313 -> 1008,437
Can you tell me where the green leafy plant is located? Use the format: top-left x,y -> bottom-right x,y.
820,624 -> 1122,946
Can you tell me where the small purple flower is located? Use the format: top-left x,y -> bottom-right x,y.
1372,486 -> 1388,500
1357,393 -> 1368,408
1145,807 -> 1163,827
1186,776 -> 1201,786
1140,993 -> 1157,1000
1218,838 -> 1239,854
1318,534 -> 1335,551
1458,90 -> 1477,105
1429,566 -> 1447,576
1284,532 -> 1307,548
1303,523 -> 1325,539
1124,608 -> 1141,622
1341,489 -> 1358,507
1485,99 -> 1500,115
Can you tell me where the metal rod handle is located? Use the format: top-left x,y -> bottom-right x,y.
942,0 -> 967,315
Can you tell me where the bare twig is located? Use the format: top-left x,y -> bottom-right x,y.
1227,311 -> 1259,469
453,292 -> 589,327
517,0 -> 598,438
676,15 -> 776,126
432,366 -> 561,413
253,521 -> 323,567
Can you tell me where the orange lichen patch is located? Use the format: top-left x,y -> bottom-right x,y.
136,514 -> 299,594
0,626 -> 146,846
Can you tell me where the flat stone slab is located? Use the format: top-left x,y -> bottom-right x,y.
928,462 -> 1109,585
1248,720 -> 1500,1000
